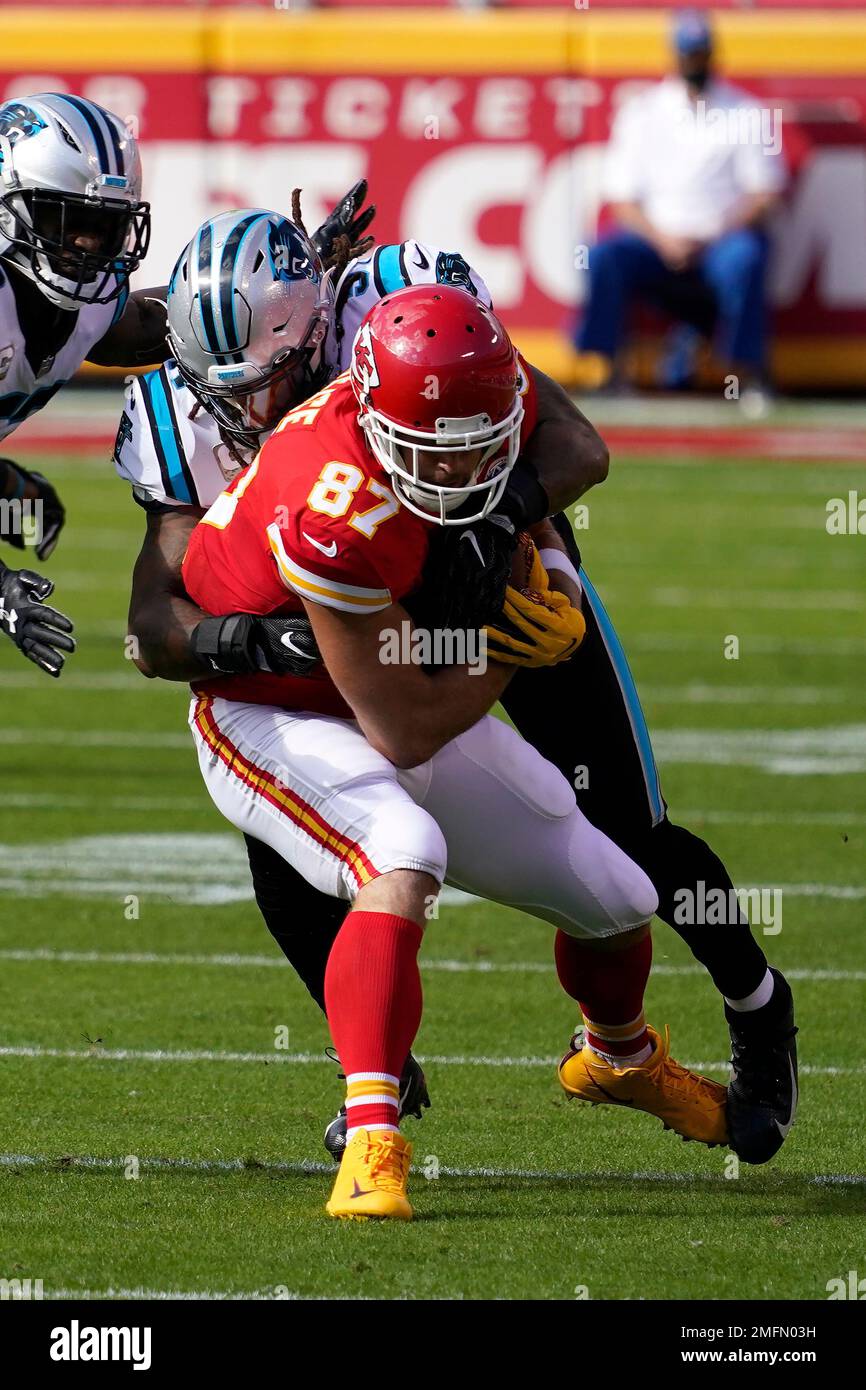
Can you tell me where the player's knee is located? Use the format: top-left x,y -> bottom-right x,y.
620,855 -> 659,924
369,799 -> 448,885
585,827 -> 659,930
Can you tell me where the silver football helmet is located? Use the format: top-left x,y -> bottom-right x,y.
167,209 -> 334,463
0,93 -> 150,308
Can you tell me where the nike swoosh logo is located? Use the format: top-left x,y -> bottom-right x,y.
303,531 -> 338,558
350,1178 -> 372,1199
460,531 -> 485,568
279,631 -> 308,659
413,246 -> 430,271
774,1055 -> 798,1139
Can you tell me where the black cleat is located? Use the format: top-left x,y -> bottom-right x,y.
726,968 -> 798,1165
322,1051 -> 431,1162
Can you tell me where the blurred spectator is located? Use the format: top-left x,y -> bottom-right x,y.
575,10 -> 787,406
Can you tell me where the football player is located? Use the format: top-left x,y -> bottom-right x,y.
0,92 -> 166,676
115,208 -> 796,1169
115,202 -> 800,1162
180,286 -> 728,1220
114,206 -> 608,1133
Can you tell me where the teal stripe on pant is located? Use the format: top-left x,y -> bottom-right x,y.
579,568 -> 665,826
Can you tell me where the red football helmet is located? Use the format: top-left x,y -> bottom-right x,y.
350,284 -> 523,525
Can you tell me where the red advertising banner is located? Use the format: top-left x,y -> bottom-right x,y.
1,8 -> 865,384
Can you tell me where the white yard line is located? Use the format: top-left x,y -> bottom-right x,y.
0,672 -> 181,692
2,1151 -> 864,1188
45,1287 -> 298,1301
5,725 -> 866,778
0,1043 -> 861,1076
0,947 -> 863,985
650,587 -> 866,612
2,796 -> 860,827
0,878 -> 858,904
1,729 -> 191,748
0,793 -> 205,812
628,636 -> 866,656
676,809 -> 866,826
642,685 -> 858,706
1,672 -> 857,705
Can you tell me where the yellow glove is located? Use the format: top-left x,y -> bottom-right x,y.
484,566 -> 586,669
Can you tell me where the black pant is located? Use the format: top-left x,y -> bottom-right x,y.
246,517 -> 767,1009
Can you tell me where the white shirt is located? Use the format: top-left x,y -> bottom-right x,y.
604,76 -> 787,241
0,264 -> 126,443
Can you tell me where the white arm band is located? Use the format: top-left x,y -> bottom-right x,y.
538,547 -> 582,595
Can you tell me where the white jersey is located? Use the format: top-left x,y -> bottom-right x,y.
0,260 -> 126,443
113,242 -> 491,513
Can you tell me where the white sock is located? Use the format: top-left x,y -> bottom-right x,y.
584,1012 -> 654,1069
592,1040 -> 653,1069
725,967 -> 774,1013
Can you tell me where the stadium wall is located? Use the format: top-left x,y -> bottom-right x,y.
3,6 -> 865,387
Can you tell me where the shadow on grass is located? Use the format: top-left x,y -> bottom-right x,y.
417,1171 -> 866,1223
4,1154 -> 864,1223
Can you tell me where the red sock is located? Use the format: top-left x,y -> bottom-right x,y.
554,929 -> 653,1064
325,910 -> 423,1134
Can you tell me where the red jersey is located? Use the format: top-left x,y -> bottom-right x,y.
182,364 -> 537,715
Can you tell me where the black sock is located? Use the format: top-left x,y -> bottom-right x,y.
626,820 -> 770,1001
244,833 -> 347,1012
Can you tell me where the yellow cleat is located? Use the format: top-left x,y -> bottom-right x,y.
325,1128 -> 413,1222
558,1024 -> 728,1147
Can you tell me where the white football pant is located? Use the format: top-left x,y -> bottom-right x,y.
189,695 -> 657,939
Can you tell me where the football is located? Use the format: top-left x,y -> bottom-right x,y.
510,530 -> 549,604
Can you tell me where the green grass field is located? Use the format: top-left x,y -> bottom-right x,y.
1,440 -> 864,1300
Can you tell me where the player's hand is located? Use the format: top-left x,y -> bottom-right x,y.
0,460 -> 66,560
311,180 -> 376,268
411,512 -> 518,633
191,612 -> 321,677
484,549 -> 585,667
0,561 -> 76,677
249,614 -> 321,675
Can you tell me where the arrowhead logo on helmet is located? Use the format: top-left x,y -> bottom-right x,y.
351,320 -> 381,403
350,285 -> 524,526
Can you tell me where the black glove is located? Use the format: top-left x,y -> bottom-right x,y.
409,512 -> 519,634
191,612 -> 321,677
311,180 -> 376,268
496,458 -> 549,533
0,459 -> 66,560
0,560 -> 76,677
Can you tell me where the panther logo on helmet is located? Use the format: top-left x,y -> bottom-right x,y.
268,219 -> 317,284
434,251 -> 477,296
0,103 -> 47,149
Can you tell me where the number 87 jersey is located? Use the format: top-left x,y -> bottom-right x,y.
182,368 -> 437,716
